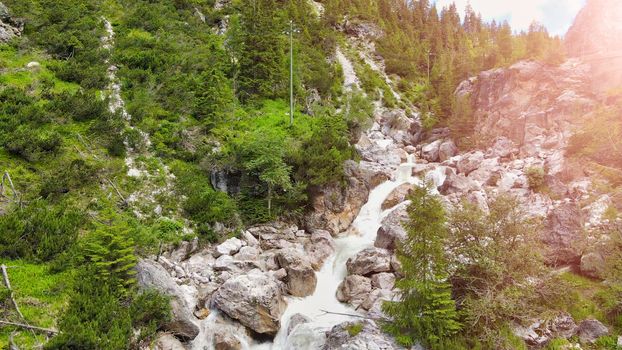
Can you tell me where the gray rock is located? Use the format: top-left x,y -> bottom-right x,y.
381,183 -> 413,210
241,230 -> 259,247
346,247 -> 392,276
580,252 -> 606,279
287,313 -> 311,335
375,205 -> 407,250
543,203 -> 585,265
513,313 -> 577,346
234,246 -> 260,261
336,275 -> 372,307
421,140 -> 442,162
136,260 -> 200,340
304,230 -> 336,269
575,319 -> 608,344
276,248 -> 317,297
214,331 -> 242,350
154,333 -> 185,350
371,272 -> 396,290
214,237 -> 244,257
324,320 -> 403,350
438,139 -> 458,161
457,151 -> 485,175
212,271 -> 287,335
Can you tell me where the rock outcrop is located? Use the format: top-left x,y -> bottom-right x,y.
136,260 -> 200,340
212,270 -> 287,336
324,320 -> 403,350
0,2 -> 22,43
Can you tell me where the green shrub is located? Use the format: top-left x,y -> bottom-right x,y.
526,167 -> 546,192
346,322 -> 364,337
0,200 -> 84,261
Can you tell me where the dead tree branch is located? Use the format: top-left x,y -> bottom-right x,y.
0,321 -> 58,335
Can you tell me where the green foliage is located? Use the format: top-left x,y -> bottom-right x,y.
0,200 -> 84,262
45,268 -> 170,350
447,195 -> 559,346
526,166 -> 546,192
79,222 -> 137,297
346,322 -> 364,337
449,93 -> 476,148
383,185 -> 461,348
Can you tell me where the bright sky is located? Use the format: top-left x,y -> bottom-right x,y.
434,0 -> 586,36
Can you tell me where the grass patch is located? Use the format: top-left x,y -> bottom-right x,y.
559,272 -> 608,322
0,259 -> 72,349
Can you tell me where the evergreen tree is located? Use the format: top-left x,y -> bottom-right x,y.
81,220 -> 138,296
382,185 -> 461,348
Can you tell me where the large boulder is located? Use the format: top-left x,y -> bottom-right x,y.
375,205 -> 407,250
575,319 -> 609,344
381,183 -> 413,210
336,275 -> 372,307
543,202 -> 585,265
214,332 -> 242,350
457,151 -> 485,175
371,272 -> 395,290
324,320 -> 403,350
580,252 -> 606,279
136,260 -> 200,340
346,247 -> 392,276
214,237 -> 244,257
212,271 -> 287,336
154,333 -> 186,350
276,248 -> 318,297
421,140 -> 442,162
438,139 -> 458,161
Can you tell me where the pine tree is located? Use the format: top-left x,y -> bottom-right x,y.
82,221 -> 138,296
382,185 -> 461,349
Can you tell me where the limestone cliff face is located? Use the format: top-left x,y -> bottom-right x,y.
565,0 -> 622,93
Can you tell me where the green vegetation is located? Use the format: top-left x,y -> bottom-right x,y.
383,185 -> 461,348
346,322 -> 364,337
526,166 -> 547,192
325,0 -> 564,126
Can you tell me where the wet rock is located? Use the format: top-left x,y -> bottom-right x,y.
212,271 -> 287,336
154,333 -> 185,350
438,139 -> 458,161
136,260 -> 200,340
305,230 -> 336,269
214,331 -> 242,350
375,205 -> 407,251
324,320 -> 403,350
360,288 -> 393,311
371,272 -> 395,290
336,275 -> 372,307
575,319 -> 608,344
421,140 -> 442,162
214,237 -> 244,257
276,248 -> 317,297
346,247 -> 392,276
306,161 -> 372,235
580,252 -> 606,279
381,183 -> 413,210
287,313 -> 311,335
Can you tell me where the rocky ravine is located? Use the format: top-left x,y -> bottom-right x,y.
140,12 -> 620,350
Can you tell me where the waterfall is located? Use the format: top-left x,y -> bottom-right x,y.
251,157 -> 421,350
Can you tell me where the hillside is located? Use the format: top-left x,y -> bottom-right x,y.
0,0 -> 621,350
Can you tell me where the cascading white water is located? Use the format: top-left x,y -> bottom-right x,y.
251,154 -> 421,350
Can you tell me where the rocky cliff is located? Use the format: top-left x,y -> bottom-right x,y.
565,0 -> 622,93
